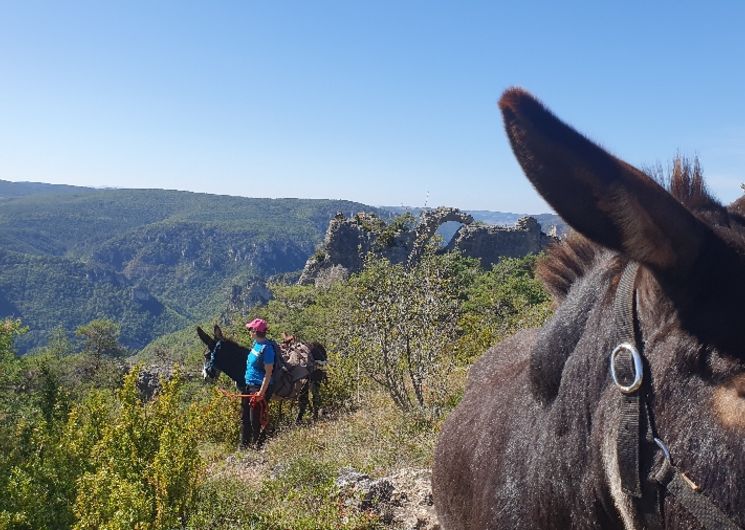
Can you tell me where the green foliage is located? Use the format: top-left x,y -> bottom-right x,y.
460,255 -> 552,360
76,318 -> 127,358
189,459 -> 381,530
373,212 -> 416,250
0,388 -> 112,530
0,248 -> 188,353
73,368 -> 203,530
0,318 -> 26,356
187,478 -> 264,529
351,212 -> 386,233
349,250 -> 479,413
0,319 -> 27,413
190,389 -> 241,447
134,321 -> 212,370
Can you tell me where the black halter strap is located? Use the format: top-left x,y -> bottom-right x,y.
612,262 -> 644,498
206,340 -> 223,372
610,262 -> 742,530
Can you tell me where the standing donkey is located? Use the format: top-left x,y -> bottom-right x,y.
198,325 -> 326,444
433,89 -> 745,529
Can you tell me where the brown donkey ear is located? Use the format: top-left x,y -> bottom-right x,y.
197,326 -> 215,349
499,88 -> 709,278
500,88 -> 745,356
213,325 -> 224,342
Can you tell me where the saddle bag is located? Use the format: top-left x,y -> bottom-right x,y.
263,340 -> 311,400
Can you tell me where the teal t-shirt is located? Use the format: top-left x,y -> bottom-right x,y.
245,340 -> 275,386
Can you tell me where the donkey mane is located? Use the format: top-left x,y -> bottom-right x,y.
217,335 -> 243,350
665,156 -> 717,211
536,232 -> 599,302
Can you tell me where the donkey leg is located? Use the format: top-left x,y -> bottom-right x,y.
311,379 -> 322,421
296,381 -> 310,424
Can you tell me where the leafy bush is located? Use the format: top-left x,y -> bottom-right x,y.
73,368 -> 203,530
459,255 -> 552,360
373,212 -> 416,250
349,250 -> 479,413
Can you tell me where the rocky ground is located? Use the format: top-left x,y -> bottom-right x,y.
335,467 -> 440,530
210,450 -> 440,529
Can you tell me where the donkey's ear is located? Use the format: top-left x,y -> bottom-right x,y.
499,88 -> 709,277
500,88 -> 745,355
197,326 -> 215,349
213,325 -> 224,341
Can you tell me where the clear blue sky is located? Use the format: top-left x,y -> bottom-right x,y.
2,1 -> 745,213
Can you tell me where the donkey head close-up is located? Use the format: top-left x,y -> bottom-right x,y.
433,88 -> 745,529
197,324 -> 249,386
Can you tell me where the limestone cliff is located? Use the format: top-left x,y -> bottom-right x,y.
299,207 -> 557,286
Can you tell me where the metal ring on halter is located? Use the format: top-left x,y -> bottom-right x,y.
654,437 -> 672,466
610,342 -> 643,394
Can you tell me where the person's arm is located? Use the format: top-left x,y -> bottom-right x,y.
259,363 -> 273,397
258,342 -> 275,397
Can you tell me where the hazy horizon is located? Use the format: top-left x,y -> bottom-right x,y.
0,177 -> 558,215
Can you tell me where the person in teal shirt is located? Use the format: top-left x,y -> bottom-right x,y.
242,318 -> 275,448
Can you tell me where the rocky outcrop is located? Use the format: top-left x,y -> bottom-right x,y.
299,208 -> 556,285
134,366 -> 201,400
409,208 -> 474,263
445,216 -> 554,265
225,279 -> 273,316
336,467 -> 439,529
299,211 -> 415,285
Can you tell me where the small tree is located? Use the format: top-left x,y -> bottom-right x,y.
45,326 -> 74,358
350,249 -> 477,413
0,319 -> 27,412
75,319 -> 127,360
72,318 -> 128,391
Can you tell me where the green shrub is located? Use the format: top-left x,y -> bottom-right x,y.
348,251 -> 479,413
187,477 -> 263,529
459,255 -> 552,362
73,368 -> 203,530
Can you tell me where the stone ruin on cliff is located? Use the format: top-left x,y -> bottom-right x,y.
298,207 -> 558,286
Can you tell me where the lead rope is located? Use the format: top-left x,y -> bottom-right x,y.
611,262 -> 742,530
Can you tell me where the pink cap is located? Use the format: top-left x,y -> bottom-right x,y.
245,318 -> 268,333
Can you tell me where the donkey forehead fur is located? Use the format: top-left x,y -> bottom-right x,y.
432,88 -> 745,530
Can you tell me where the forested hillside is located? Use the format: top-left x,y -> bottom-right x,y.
0,180 -> 95,200
0,182 -> 372,352
0,180 -> 562,354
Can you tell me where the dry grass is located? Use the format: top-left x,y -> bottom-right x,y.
204,389 -> 441,484
190,368 -> 471,529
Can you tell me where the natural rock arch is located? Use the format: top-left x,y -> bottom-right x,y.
408,207 -> 475,263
